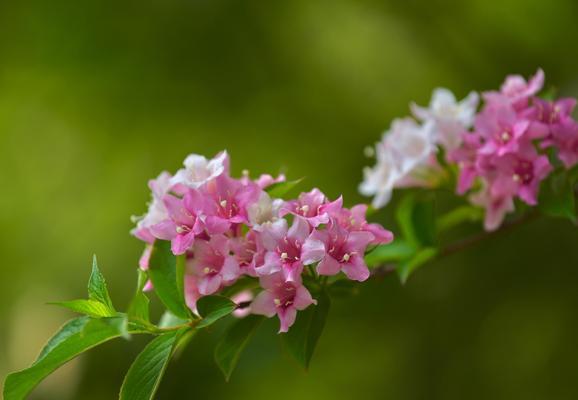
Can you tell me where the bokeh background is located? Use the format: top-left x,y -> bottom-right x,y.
2,0 -> 578,399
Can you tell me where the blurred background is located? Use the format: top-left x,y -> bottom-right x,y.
2,0 -> 578,398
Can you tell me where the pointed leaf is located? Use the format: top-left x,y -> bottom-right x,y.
282,290 -> 330,369
148,241 -> 191,320
88,255 -> 115,312
265,178 -> 303,198
396,193 -> 437,247
127,269 -> 150,324
214,315 -> 263,381
196,295 -> 237,329
119,329 -> 186,400
3,317 -> 143,400
365,240 -> 415,267
49,299 -> 116,318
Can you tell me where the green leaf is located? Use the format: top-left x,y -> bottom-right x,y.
158,311 -> 189,329
148,241 -> 191,320
214,315 -> 264,381
265,178 -> 303,198
397,247 -> 438,284
119,328 -> 186,400
196,295 -> 237,329
88,255 -> 115,312
364,240 -> 415,267
437,205 -> 484,233
127,269 -> 150,324
539,169 -> 577,223
395,193 -> 437,247
3,317 -> 141,400
282,291 -> 330,369
49,299 -> 116,318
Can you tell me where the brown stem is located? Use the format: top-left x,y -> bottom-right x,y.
370,210 -> 540,278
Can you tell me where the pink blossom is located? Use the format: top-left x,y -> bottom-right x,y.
448,132 -> 483,194
131,171 -> 173,244
170,151 -> 229,190
280,189 -> 342,228
187,235 -> 240,295
230,230 -> 263,277
551,121 -> 578,168
329,204 -> 393,245
149,191 -> 206,255
251,273 -> 316,333
231,290 -> 254,318
184,275 -> 201,313
469,184 -> 515,231
303,222 -> 374,282
256,217 -> 325,282
484,69 -> 544,111
485,144 -> 552,206
202,175 -> 261,233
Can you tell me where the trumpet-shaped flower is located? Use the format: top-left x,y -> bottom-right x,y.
131,171 -> 173,243
329,204 -> 394,245
484,69 -> 544,111
412,88 -> 479,151
251,272 -> 316,333
256,217 -> 325,282
280,189 -> 342,228
149,191 -> 206,255
187,235 -> 240,295
303,222 -> 373,281
170,151 -> 229,189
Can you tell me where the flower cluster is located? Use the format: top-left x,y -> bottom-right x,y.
132,152 -> 393,332
361,69 -> 578,230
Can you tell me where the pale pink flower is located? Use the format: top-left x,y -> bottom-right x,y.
251,273 -> 316,333
484,69 -> 544,111
170,151 -> 229,189
328,204 -> 393,245
469,184 -> 515,232
149,191 -> 206,255
256,217 -> 325,282
187,235 -> 240,295
247,191 -> 284,230
131,171 -> 173,243
280,189 -> 342,228
412,88 -> 479,151
231,290 -> 254,318
230,230 -> 263,277
303,222 -> 373,281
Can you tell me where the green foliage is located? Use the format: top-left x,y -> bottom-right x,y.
327,279 -> 359,299
148,241 -> 191,320
89,255 -> 115,313
214,315 -> 264,381
119,329 -> 187,400
396,192 -> 437,248
397,247 -> 438,284
49,299 -> 116,318
539,168 -> 577,223
265,178 -> 304,198
196,295 -> 237,329
365,240 -> 415,267
127,269 -> 151,324
282,291 -> 331,369
3,317 -> 141,400
437,205 -> 484,233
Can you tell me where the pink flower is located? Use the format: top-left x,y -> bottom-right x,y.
254,174 -> 286,189
329,204 -> 393,245
251,273 -> 316,333
131,171 -> 173,244
256,217 -> 325,282
230,230 -> 263,277
280,189 -> 342,228
170,151 -> 229,189
484,69 -> 544,111
551,121 -> 578,168
486,144 -> 552,206
149,191 -> 206,255
187,235 -> 240,295
469,184 -> 515,231
184,275 -> 201,313
448,132 -> 483,194
474,100 -> 534,157
303,222 -> 374,282
202,175 -> 261,233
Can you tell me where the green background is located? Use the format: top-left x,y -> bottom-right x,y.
2,0 -> 578,399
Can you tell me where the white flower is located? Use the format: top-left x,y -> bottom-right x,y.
359,118 -> 436,208
248,191 -> 284,229
132,171 -> 172,231
411,88 -> 479,151
170,151 -> 229,189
